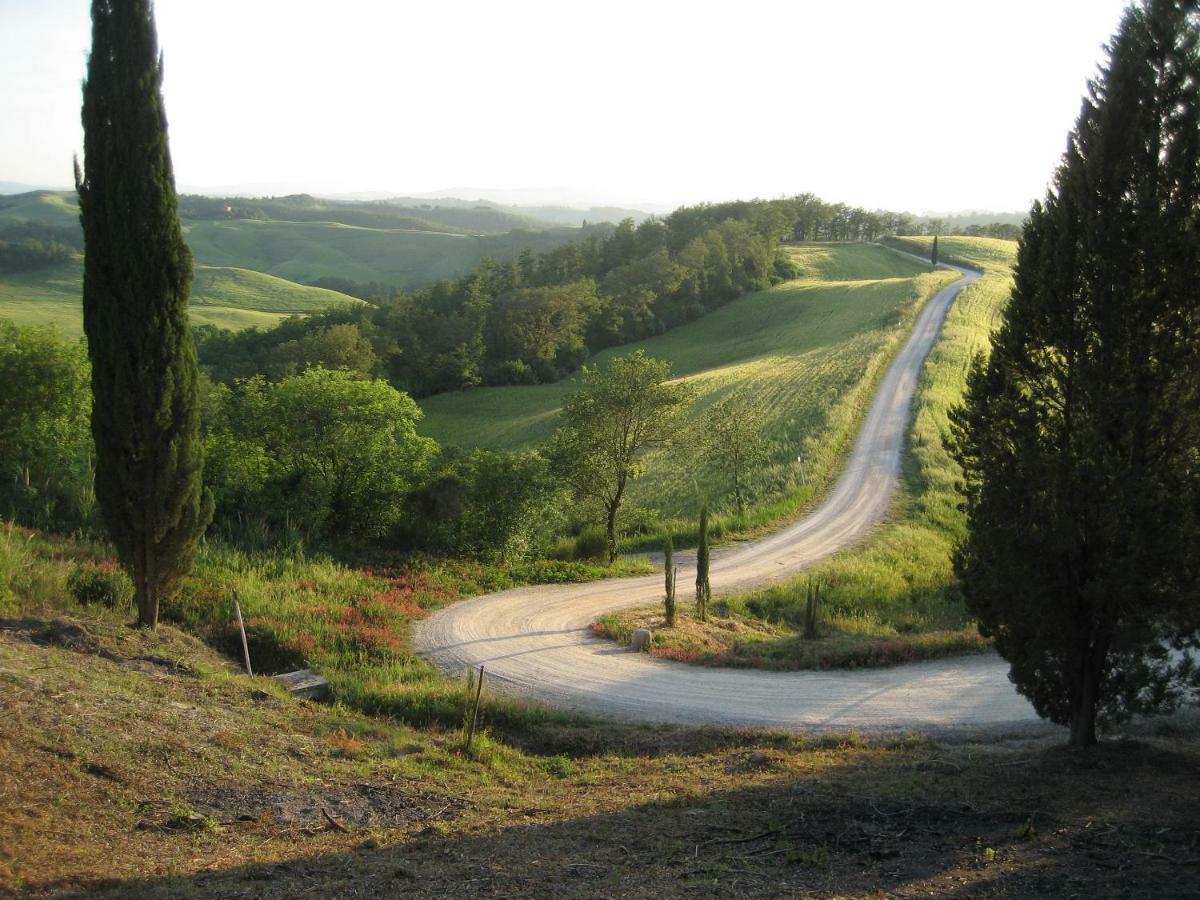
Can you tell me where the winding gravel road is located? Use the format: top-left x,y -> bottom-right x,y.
415,261 -> 1049,735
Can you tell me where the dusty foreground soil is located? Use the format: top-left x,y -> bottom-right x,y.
3,616 -> 1199,898
415,264 -> 1049,734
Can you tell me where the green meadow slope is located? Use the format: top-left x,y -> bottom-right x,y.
0,190 -> 79,227
421,243 -> 959,529
0,262 -> 363,337
599,236 -> 1019,669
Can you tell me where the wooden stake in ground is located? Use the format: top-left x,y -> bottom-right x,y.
233,597 -> 253,676
466,665 -> 485,750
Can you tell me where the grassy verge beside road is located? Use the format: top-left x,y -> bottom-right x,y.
423,243 -> 960,553
596,237 -> 1017,669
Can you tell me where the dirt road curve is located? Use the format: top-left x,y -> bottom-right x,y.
414,261 -> 1049,734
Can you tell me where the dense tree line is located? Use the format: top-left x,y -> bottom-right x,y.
1,319 -> 569,561
0,223 -> 81,273
199,194 -> 918,397
0,322 -> 93,531
955,222 -> 1022,240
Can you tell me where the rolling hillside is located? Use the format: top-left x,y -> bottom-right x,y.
181,218 -> 579,289
0,190 -> 78,227
0,262 -> 363,336
420,243 -> 960,525
0,191 -> 598,333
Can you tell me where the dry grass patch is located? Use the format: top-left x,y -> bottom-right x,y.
594,603 -> 989,670
1,588 -> 1196,898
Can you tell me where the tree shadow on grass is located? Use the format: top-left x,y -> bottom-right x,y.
50,737 -> 1200,899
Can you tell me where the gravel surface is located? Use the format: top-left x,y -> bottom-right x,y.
414,262 -> 1051,735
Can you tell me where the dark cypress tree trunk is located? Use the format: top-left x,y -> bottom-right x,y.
695,504 -> 711,622
76,0 -> 210,629
605,499 -> 619,563
663,535 -> 676,627
1069,669 -> 1099,747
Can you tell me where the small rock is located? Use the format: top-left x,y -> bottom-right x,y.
630,628 -> 653,652
746,751 -> 770,768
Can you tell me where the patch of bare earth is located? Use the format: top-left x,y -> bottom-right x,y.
1,611 -> 1197,898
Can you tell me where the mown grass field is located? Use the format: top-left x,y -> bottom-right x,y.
2,522 -> 1196,898
183,218 -> 487,288
422,243 -> 959,545
0,262 -> 362,337
597,236 -> 1018,668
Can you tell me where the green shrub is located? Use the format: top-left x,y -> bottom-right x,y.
67,562 -> 133,610
571,526 -> 609,561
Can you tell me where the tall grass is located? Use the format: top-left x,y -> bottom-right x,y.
0,522 -> 639,730
164,544 -> 644,731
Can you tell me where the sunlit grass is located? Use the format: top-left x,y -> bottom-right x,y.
0,522 -> 648,728
422,243 -> 960,547
0,263 -> 360,337
711,236 -> 1016,660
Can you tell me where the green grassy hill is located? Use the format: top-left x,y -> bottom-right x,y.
0,262 -> 363,337
179,193 -> 558,234
601,236 -> 1019,669
0,190 -> 79,227
421,243 -> 959,529
1,191 -> 592,303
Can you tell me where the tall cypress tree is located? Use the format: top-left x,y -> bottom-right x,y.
76,0 -> 210,629
950,0 -> 1200,747
931,234 -> 939,266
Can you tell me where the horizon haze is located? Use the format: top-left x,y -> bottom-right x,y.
2,0 -> 1131,213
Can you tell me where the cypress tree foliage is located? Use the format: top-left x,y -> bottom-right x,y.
75,0 -> 211,629
663,535 -> 677,627
694,504 -> 712,622
950,0 -> 1200,747
931,234 -> 939,266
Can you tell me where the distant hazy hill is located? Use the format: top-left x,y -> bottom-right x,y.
182,217 -> 597,289
920,210 -> 1027,228
0,190 -> 79,227
178,193 -> 559,235
0,181 -> 64,195
380,195 -> 655,227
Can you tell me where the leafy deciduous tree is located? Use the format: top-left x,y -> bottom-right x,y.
703,392 -> 770,516
206,368 -> 435,541
0,323 -> 93,530
547,351 -> 693,562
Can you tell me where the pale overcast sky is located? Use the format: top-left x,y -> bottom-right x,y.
0,0 -> 1132,212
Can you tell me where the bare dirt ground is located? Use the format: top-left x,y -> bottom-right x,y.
414,264 -> 1055,735
4,616 -> 1198,898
